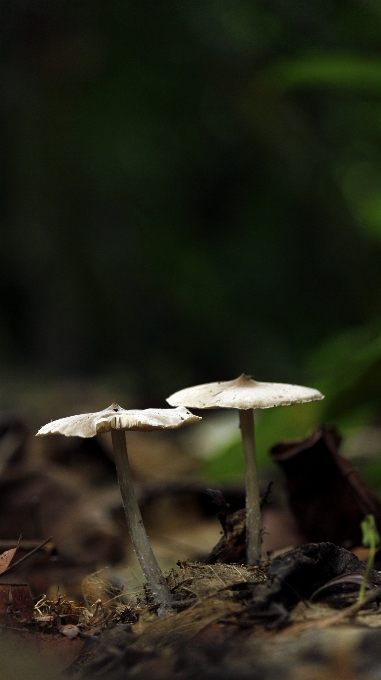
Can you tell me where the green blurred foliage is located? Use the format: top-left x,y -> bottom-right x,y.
1,0 -> 381,415
308,325 -> 381,427
201,400 -> 323,481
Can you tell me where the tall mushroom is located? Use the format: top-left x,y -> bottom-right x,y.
36,403 -> 201,616
167,374 -> 324,565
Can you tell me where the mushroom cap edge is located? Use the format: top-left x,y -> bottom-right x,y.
36,404 -> 201,438
167,374 -> 324,410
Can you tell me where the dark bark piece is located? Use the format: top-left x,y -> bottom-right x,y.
270,425 -> 381,548
0,584 -> 10,623
9,583 -> 35,619
0,583 -> 34,627
206,508 -> 246,564
232,542 -> 381,628
206,484 -> 273,564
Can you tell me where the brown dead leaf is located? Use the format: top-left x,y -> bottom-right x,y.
0,546 -> 17,575
271,425 -> 381,548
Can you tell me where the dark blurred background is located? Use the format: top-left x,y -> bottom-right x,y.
1,0 -> 381,428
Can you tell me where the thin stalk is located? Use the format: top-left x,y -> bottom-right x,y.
239,409 -> 261,564
358,539 -> 376,603
111,429 -> 173,616
358,545 -> 376,603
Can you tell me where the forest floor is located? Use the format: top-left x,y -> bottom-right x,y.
2,542 -> 381,679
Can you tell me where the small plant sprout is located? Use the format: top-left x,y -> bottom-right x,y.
167,374 -> 324,565
37,403 -> 201,616
358,514 -> 380,603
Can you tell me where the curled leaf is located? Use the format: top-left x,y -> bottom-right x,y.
271,425 -> 381,548
310,573 -> 376,602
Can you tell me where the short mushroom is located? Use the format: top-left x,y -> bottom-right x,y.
36,403 -> 201,616
167,374 -> 324,564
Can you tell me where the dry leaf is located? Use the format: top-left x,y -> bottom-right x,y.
271,425 -> 381,547
59,624 -> 80,639
0,547 -> 17,575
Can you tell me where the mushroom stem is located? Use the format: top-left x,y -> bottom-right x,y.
239,409 -> 261,564
111,429 -> 173,616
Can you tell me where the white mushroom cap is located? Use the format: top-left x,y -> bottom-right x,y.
167,374 -> 324,410
36,403 -> 201,438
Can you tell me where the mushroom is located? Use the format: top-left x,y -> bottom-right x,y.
167,374 -> 324,564
36,403 -> 201,616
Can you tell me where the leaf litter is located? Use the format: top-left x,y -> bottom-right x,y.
3,424 -> 381,678
3,543 -> 381,678
68,546 -> 381,680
